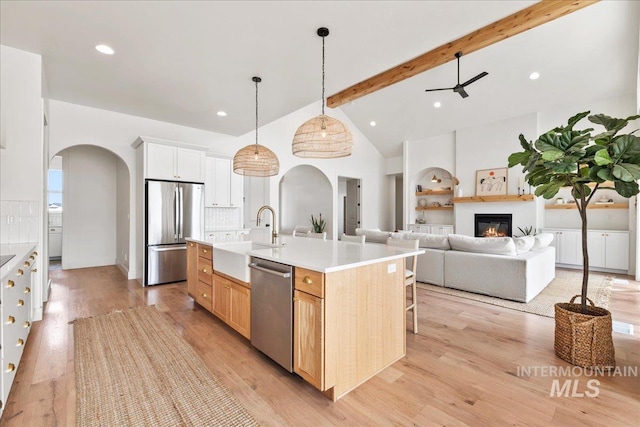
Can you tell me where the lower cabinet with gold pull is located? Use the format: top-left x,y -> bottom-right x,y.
1,243 -> 37,416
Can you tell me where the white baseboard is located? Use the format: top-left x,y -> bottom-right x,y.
116,262 -> 129,279
62,258 -> 116,270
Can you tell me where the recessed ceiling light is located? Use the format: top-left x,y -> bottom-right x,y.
529,72 -> 540,80
95,44 -> 114,55
216,111 -> 227,117
370,121 -> 376,127
434,101 -> 442,108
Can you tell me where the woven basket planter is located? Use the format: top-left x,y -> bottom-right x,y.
554,295 -> 615,369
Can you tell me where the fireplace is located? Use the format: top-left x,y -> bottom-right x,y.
474,214 -> 512,237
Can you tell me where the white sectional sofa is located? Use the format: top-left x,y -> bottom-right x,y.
355,228 -> 556,303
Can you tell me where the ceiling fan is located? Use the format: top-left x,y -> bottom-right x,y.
424,51 -> 488,98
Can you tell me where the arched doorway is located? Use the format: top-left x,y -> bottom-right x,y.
49,145 -> 130,276
279,165 -> 333,239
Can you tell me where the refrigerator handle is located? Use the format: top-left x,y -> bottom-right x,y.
179,186 -> 184,239
174,186 -> 179,239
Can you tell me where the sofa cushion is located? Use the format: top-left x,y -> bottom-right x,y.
532,233 -> 554,249
355,228 -> 391,244
514,236 -> 535,254
448,234 -> 517,256
404,232 -> 450,250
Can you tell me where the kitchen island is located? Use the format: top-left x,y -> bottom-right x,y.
186,235 -> 423,401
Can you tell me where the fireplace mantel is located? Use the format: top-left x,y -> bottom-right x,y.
453,194 -> 534,203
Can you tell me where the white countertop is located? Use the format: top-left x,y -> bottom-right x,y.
246,236 -> 424,273
1,242 -> 38,278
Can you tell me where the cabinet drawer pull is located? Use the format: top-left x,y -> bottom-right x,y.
225,285 -> 230,289
303,276 -> 313,285
33,251 -> 38,256
202,268 -> 208,273
202,293 -> 208,298
24,261 -> 30,267
17,299 -> 24,306
189,242 -> 195,247
7,280 -> 14,288
24,321 -> 31,328
32,268 -> 38,273
7,316 -> 15,324
25,287 -> 31,293
29,255 -> 35,261
202,249 -> 208,253
16,269 -> 24,276
7,363 -> 15,373
17,339 -> 24,346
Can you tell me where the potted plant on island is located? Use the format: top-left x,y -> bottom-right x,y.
508,111 -> 640,368
310,213 -> 326,234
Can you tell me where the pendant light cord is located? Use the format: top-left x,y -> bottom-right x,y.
255,78 -> 259,149
321,34 -> 325,116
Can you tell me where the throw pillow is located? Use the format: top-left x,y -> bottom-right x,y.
532,233 -> 554,249
513,236 -> 535,254
448,234 -> 517,256
405,232 -> 450,250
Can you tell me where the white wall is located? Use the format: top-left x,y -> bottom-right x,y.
61,145 -> 118,269
404,133 -> 455,227
0,46 -> 42,201
49,100 -> 237,279
235,101 -> 388,238
0,45 -> 45,318
454,113 -> 540,236
280,165 -> 333,238
116,158 -> 130,273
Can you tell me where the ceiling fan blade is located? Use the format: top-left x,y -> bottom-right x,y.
461,71 -> 488,87
424,87 -> 455,93
454,86 -> 469,98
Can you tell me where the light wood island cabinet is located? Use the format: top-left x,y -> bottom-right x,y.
292,260 -> 406,401
186,240 -> 251,340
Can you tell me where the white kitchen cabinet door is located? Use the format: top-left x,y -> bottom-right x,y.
48,228 -> 62,258
604,232 -> 629,270
440,225 -> 454,236
176,147 -> 204,182
146,143 -> 176,180
230,170 -> 244,208
213,158 -> 231,206
204,157 -> 215,207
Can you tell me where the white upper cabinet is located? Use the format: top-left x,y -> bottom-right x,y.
230,168 -> 244,208
146,142 -> 204,182
204,156 -> 243,208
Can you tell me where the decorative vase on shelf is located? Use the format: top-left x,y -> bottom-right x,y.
418,198 -> 427,207
457,186 -> 463,197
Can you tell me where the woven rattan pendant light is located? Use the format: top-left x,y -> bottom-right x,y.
233,77 -> 280,177
292,27 -> 353,158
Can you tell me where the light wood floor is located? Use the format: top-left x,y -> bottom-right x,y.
2,266 -> 638,426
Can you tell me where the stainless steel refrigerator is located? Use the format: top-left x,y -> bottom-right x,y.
145,180 -> 203,286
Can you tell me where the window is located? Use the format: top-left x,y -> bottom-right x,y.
48,169 -> 63,208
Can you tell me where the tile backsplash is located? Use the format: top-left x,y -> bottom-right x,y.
0,200 -> 40,244
205,207 -> 242,231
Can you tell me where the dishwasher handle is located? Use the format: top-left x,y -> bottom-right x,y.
248,263 -> 291,278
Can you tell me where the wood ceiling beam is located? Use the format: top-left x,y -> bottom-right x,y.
326,0 -> 599,108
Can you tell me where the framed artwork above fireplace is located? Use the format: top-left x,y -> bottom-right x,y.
476,168 -> 507,196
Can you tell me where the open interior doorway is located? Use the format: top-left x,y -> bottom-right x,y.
338,176 -> 361,237
47,155 -> 63,270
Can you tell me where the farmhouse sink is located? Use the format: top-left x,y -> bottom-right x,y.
212,241 -> 276,283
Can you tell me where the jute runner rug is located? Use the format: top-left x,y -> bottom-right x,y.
73,306 -> 259,427
417,269 -> 613,318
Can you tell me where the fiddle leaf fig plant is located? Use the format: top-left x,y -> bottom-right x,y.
508,112 -> 640,313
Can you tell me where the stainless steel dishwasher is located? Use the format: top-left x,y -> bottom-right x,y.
249,257 -> 293,372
